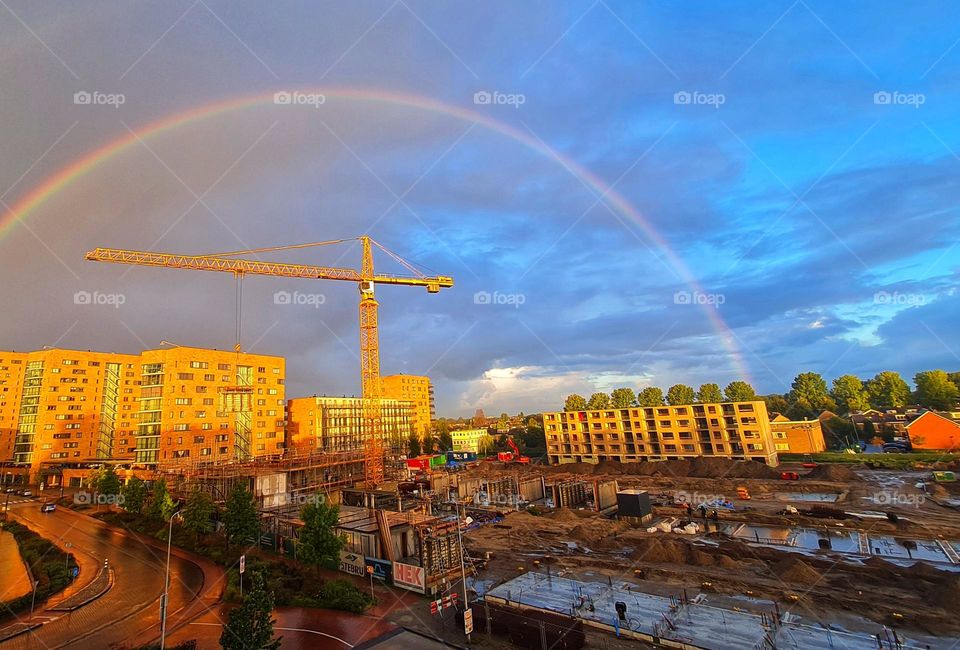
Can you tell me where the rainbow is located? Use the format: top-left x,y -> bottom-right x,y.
0,86 -> 750,382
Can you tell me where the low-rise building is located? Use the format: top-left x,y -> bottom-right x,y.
850,407 -> 923,437
450,428 -> 491,453
543,400 -> 777,466
769,413 -> 827,454
905,411 -> 960,450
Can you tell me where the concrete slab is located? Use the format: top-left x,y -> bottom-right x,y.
485,572 -> 948,649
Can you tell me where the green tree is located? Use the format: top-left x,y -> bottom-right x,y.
220,570 -> 281,650
865,371 -> 911,409
637,387 -> 665,406
477,433 -> 495,454
497,413 -> 510,430
724,381 -> 757,402
586,392 -> 611,410
762,394 -> 790,416
610,387 -> 636,408
830,375 -> 869,414
785,397 -> 816,421
948,372 -> 960,391
183,488 -> 215,541
407,432 -> 421,457
821,415 -> 856,449
696,383 -> 724,404
298,498 -> 344,568
224,483 -> 259,548
914,370 -> 960,410
666,384 -> 696,406
120,476 -> 147,515
862,420 -> 878,442
564,394 -> 587,411
147,478 -> 176,521
89,466 -> 121,497
520,427 -> 546,450
789,372 -> 831,410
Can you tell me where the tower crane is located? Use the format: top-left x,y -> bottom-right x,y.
85,236 -> 453,487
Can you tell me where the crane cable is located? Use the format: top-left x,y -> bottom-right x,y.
234,271 -> 243,354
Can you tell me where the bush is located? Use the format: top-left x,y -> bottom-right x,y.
314,579 -> 375,614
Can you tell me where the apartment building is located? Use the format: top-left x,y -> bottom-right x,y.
286,395 -> 415,454
0,346 -> 285,482
382,374 -> 434,439
135,347 -> 286,466
542,401 -> 778,466
0,348 -> 140,483
769,414 -> 827,454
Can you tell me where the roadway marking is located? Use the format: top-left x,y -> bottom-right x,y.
190,621 -> 354,647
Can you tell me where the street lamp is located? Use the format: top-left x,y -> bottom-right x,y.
160,509 -> 183,650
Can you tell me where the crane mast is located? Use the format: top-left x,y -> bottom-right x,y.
85,236 -> 453,487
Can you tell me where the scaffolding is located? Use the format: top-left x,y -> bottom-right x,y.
156,448 -> 366,504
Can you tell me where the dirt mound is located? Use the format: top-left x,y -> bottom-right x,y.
569,519 -> 628,547
717,555 -> 741,570
907,561 -> 943,579
550,508 -> 585,522
805,464 -> 861,481
772,558 -> 822,584
629,537 -> 688,564
926,574 -> 960,610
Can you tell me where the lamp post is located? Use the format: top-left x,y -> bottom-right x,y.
160,509 -> 182,650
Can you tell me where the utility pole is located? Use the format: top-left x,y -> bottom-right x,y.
161,510 -> 182,650
456,503 -> 471,644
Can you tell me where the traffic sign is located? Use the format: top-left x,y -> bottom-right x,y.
239,554 -> 246,574
464,607 -> 474,635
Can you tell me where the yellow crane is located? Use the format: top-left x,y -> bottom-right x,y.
85,236 -> 453,486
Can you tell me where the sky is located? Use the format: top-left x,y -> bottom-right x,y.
0,1 -> 958,416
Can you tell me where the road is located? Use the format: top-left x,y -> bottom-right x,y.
0,500 -> 222,649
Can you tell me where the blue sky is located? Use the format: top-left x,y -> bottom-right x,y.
0,1 -> 958,415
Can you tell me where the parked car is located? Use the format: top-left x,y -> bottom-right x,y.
21,490 -> 32,497
883,443 -> 910,453
40,502 -> 56,513
3,487 -> 13,493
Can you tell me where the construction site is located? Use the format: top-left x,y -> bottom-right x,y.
27,236 -> 954,648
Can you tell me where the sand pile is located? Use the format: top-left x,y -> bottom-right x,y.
772,558 -> 822,584
805,464 -> 861,481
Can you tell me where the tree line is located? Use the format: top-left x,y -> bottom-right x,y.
563,369 -> 960,420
